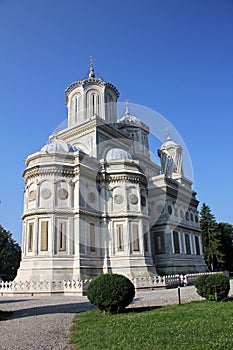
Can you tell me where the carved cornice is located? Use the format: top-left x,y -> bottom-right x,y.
24,165 -> 75,182
98,172 -> 147,185
22,208 -> 75,220
65,78 -> 119,101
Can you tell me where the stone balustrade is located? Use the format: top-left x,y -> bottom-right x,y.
0,272 -> 218,296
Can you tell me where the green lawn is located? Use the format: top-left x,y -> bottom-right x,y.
70,301 -> 233,350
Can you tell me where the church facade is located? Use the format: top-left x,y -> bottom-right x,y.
16,63 -> 207,284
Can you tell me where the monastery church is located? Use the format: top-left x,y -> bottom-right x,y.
15,62 -> 207,285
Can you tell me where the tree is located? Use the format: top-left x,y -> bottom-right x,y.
200,204 -> 223,271
218,222 -> 233,272
0,225 -> 21,281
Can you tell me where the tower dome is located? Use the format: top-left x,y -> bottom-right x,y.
158,135 -> 183,176
40,139 -> 78,153
65,58 -> 119,126
160,135 -> 181,151
105,148 -> 132,162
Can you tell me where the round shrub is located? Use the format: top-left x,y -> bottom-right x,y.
195,273 -> 230,301
86,273 -> 135,314
194,274 -> 209,299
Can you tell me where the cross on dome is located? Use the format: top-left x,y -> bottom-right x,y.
125,98 -> 130,115
165,124 -> 171,140
89,56 -> 95,78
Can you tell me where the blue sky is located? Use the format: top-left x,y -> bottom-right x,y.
0,0 -> 232,244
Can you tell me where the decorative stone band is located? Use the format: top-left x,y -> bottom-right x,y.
24,167 -> 75,181
0,273 -> 219,296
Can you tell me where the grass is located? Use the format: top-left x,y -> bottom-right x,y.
70,301 -> 233,350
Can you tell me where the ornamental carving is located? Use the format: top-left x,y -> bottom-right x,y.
88,192 -> 96,203
41,188 -> 51,200
168,205 -> 173,215
114,194 -> 124,204
129,193 -> 138,205
58,188 -> 68,200
157,205 -> 164,214
29,190 -> 36,201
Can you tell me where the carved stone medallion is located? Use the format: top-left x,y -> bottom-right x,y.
114,194 -> 124,204
129,193 -> 138,205
41,188 -> 51,200
88,192 -> 96,203
168,205 -> 173,215
58,188 -> 68,200
157,205 -> 164,214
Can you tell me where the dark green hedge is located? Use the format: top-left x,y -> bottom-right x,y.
195,273 -> 230,301
86,273 -> 135,314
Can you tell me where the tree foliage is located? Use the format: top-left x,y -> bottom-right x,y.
218,222 -> 233,272
0,225 -> 21,281
200,204 -> 224,271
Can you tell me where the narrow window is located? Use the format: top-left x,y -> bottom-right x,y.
90,223 -> 96,252
91,94 -> 95,116
154,231 -> 165,254
190,213 -> 194,221
195,236 -> 200,255
96,94 -> 99,115
173,231 -> 180,254
41,221 -> 48,251
143,225 -> 149,252
116,224 -> 124,251
74,96 -> 78,123
28,223 -> 34,252
58,221 -> 66,251
132,224 -> 139,251
185,233 -> 191,254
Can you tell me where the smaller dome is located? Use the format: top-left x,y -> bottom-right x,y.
40,139 -> 78,153
105,148 -> 132,162
160,136 -> 181,151
118,114 -> 142,126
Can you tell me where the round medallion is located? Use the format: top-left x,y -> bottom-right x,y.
168,205 -> 173,215
41,188 -> 51,200
129,193 -> 138,205
88,192 -> 96,203
114,194 -> 124,204
157,205 -> 164,214
29,190 -> 36,201
58,188 -> 68,200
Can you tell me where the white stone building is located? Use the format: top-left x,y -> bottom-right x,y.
16,63 -> 207,284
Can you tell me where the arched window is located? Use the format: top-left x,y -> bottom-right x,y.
90,93 -> 99,116
70,94 -> 80,125
105,93 -> 113,121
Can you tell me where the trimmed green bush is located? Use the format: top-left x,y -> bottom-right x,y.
194,274 -> 209,299
86,273 -> 135,314
195,273 -> 230,301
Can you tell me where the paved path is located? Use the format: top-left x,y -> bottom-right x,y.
0,281 -> 232,350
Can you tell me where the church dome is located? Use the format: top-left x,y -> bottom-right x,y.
105,148 -> 132,162
118,114 -> 142,126
40,139 -> 78,153
160,135 -> 181,151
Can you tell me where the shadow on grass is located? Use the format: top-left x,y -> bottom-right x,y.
124,305 -> 162,313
